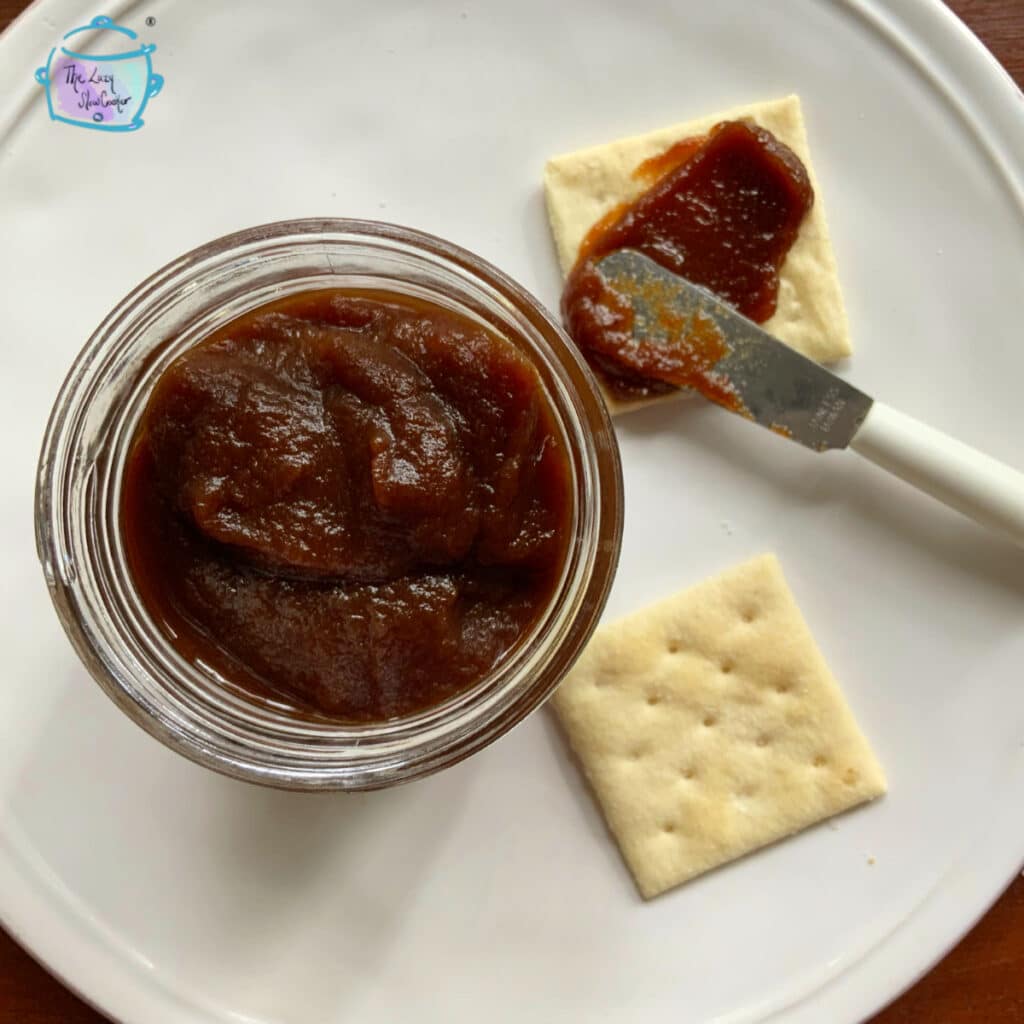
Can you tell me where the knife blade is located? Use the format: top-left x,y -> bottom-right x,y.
594,248 -> 1024,546
595,248 -> 873,452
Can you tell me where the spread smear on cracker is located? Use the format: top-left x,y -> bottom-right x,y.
544,95 -> 851,414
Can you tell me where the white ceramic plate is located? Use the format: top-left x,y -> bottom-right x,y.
1,1 -> 1022,1021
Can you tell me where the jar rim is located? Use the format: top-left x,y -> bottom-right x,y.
35,218 -> 623,790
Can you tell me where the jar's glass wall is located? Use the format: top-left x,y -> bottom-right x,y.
36,220 -> 623,791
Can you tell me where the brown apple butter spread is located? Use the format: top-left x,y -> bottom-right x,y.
122,289 -> 573,721
561,120 -> 814,402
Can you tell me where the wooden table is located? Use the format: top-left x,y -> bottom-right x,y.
1,1 -> 1021,1020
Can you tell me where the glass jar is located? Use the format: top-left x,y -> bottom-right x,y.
35,219 -> 623,791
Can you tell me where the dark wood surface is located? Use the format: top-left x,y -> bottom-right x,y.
0,0 -> 1021,1020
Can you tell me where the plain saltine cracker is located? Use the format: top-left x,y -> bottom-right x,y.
543,95 -> 851,414
552,554 -> 885,899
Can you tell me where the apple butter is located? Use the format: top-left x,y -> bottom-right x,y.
122,289 -> 573,721
562,120 -> 814,402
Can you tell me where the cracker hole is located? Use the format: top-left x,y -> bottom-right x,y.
662,822 -> 676,835
741,607 -> 758,624
703,715 -> 717,728
629,748 -> 646,761
843,768 -> 859,786
681,767 -> 696,781
775,682 -> 792,695
667,641 -> 681,654
755,734 -> 771,748
737,784 -> 758,798
720,659 -> 734,675
646,693 -> 661,707
813,754 -> 828,768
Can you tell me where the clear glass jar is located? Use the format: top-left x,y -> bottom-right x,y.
35,219 -> 623,791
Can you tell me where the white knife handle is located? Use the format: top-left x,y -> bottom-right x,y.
850,401 -> 1024,546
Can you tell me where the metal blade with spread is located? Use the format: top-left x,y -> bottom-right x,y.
595,249 -> 873,451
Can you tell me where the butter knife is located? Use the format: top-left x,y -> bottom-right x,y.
595,249 -> 1024,546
